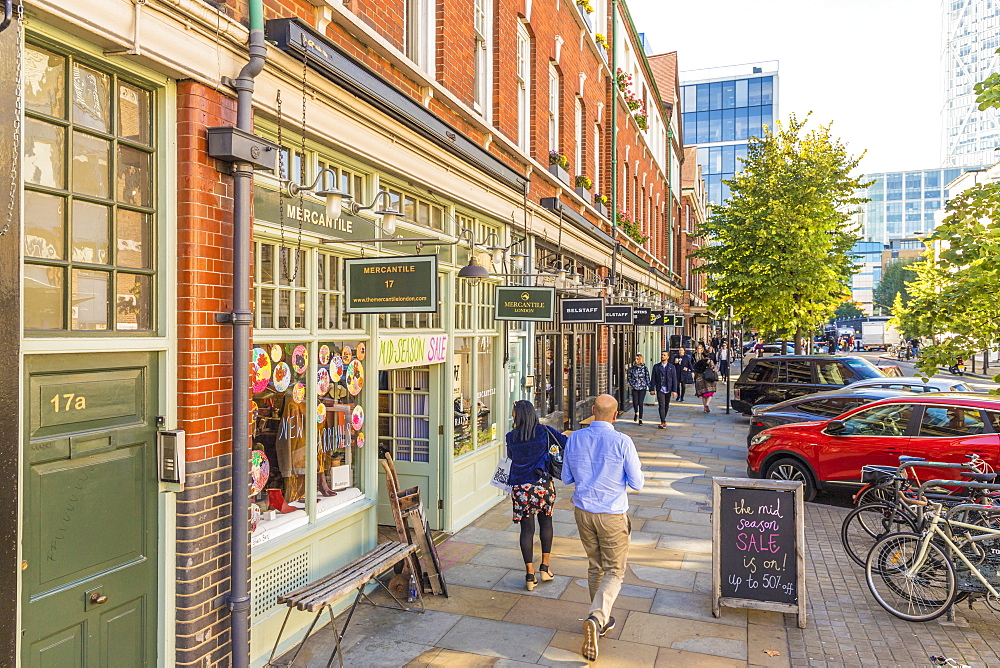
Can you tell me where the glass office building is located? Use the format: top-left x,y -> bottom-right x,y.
680,61 -> 779,205
943,0 -> 1000,168
856,167 -> 982,243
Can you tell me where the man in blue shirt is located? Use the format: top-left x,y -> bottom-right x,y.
562,394 -> 644,662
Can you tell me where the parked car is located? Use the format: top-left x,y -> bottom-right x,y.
731,355 -> 885,415
746,387 -> 909,445
848,376 -> 973,393
740,343 -> 796,365
747,394 -> 1000,500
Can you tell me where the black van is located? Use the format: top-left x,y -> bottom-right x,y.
731,355 -> 885,415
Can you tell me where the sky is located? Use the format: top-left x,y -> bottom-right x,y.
628,0 -> 943,174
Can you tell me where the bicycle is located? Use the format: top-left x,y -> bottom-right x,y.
840,456 -> 998,567
864,480 -> 1000,622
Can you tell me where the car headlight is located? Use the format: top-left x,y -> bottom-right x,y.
749,433 -> 772,447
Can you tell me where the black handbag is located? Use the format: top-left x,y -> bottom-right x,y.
543,427 -> 564,479
703,368 -> 719,383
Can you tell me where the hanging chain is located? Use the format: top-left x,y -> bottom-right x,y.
2,4 -> 24,238
276,89 -> 288,256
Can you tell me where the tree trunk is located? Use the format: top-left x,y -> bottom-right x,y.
794,328 -> 803,355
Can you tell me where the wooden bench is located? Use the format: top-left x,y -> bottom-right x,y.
267,541 -> 422,668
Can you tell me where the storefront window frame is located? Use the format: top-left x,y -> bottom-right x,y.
23,38 -> 159,337
250,232 -> 373,551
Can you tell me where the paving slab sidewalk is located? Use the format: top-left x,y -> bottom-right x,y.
280,398 -> 1000,667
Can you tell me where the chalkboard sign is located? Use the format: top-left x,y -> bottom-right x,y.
712,478 -> 806,628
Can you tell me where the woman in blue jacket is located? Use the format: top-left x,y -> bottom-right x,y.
505,400 -> 568,590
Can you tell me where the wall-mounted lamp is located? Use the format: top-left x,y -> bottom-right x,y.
285,167 -> 400,237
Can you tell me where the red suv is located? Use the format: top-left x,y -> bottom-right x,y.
747,394 -> 1000,501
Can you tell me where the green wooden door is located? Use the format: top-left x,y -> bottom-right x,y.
22,353 -> 158,667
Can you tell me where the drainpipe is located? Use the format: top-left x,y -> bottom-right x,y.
228,2 -> 266,665
608,0 -> 620,396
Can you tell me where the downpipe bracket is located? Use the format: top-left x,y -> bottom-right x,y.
215,311 -> 253,325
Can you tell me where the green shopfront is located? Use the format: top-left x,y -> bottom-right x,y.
247,129 -> 508,662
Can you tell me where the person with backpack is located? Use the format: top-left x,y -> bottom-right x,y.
505,400 -> 568,591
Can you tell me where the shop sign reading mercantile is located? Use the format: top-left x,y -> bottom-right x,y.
378,333 -> 450,370
494,286 -> 555,321
253,185 -> 373,243
345,255 -> 438,313
560,297 -> 605,324
604,305 -> 634,325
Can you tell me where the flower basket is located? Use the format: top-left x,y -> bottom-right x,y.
574,175 -> 592,190
548,151 -> 570,170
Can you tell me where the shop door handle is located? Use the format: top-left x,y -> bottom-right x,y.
89,592 -> 108,605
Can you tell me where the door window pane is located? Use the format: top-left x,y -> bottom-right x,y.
24,190 -> 65,260
24,45 -> 65,118
72,132 -> 111,198
115,273 -> 152,330
116,209 -> 151,268
782,360 -> 812,384
841,404 -> 913,436
918,406 -> 986,437
71,268 -> 109,330
815,360 -> 852,385
117,83 -> 151,145
72,63 -> 111,133
24,265 -> 65,329
71,200 -> 110,264
24,119 -> 65,189
117,145 -> 151,207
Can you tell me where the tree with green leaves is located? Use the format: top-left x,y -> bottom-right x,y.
832,301 -> 863,321
893,182 -> 1000,382
872,258 -> 918,315
693,114 -> 867,352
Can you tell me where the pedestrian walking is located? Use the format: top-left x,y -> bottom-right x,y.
626,354 -> 651,425
717,341 -> 731,378
650,351 -> 678,429
673,347 -> 694,402
692,342 -> 718,413
562,394 -> 644,661
505,400 -> 567,591
753,337 -> 765,358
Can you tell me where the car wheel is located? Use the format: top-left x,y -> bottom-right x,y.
765,457 -> 816,501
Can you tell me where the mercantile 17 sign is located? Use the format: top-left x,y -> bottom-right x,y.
345,255 -> 438,313
494,286 -> 555,321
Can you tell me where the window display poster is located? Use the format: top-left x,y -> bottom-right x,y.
250,341 -> 365,542
453,337 -> 474,457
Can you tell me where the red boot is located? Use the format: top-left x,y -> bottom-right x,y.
267,488 -> 298,514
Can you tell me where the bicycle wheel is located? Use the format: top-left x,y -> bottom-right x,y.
854,484 -> 895,508
865,532 -> 956,622
841,502 -> 917,567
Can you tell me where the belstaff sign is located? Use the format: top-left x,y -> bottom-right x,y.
604,305 -> 634,325
494,286 -> 556,321
560,298 -> 605,324
344,255 -> 438,313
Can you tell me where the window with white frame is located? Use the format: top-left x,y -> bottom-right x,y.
593,124 -> 601,197
516,23 -> 531,152
473,0 -> 491,116
405,0 -> 434,71
574,98 -> 584,178
548,65 -> 561,154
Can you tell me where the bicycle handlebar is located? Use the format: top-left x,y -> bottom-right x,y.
944,503 -> 1000,521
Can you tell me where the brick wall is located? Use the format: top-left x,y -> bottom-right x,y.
175,80 -> 242,667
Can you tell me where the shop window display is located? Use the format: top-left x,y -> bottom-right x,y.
476,337 -> 496,447
250,340 -> 366,545
453,337 -> 474,456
